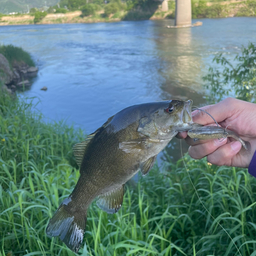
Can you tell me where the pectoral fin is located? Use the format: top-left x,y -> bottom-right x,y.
141,156 -> 156,175
119,139 -> 146,154
96,185 -> 124,214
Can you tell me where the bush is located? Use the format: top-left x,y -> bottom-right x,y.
192,0 -> 208,18
104,2 -> 119,16
55,7 -> 68,13
81,4 -> 96,16
0,44 -> 35,67
34,11 -> 47,23
30,7 -> 38,14
236,0 -> 256,17
203,43 -> 256,103
47,6 -> 55,13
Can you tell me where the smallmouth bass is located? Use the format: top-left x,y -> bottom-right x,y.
46,99 -> 247,252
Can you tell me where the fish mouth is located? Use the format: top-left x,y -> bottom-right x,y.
182,100 -> 193,124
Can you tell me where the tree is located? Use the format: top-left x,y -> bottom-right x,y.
81,4 -> 95,16
67,0 -> 87,10
34,11 -> 47,23
203,43 -> 256,103
30,7 -> 38,14
104,3 -> 119,16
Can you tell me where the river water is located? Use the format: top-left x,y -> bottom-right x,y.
1,17 -> 256,161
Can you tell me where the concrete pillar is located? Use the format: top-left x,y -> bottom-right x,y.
162,0 -> 168,12
175,0 -> 191,26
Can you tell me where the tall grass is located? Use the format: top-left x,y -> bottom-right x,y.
0,45 -> 35,67
1,93 -> 256,255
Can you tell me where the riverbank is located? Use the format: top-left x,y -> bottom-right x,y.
1,78 -> 256,256
0,9 -> 174,25
0,0 -> 254,26
0,45 -> 38,93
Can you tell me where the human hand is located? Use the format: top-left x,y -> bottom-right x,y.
179,97 -> 256,168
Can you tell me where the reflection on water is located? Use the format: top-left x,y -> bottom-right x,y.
0,18 -> 256,163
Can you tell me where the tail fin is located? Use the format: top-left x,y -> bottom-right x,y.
46,202 -> 87,253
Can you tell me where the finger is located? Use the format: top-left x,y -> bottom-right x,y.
176,132 -> 187,139
188,138 -> 228,159
192,98 -> 240,125
207,141 -> 242,166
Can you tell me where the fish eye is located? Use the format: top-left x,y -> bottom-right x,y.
165,105 -> 174,113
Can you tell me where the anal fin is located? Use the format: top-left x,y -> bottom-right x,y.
97,185 -> 124,214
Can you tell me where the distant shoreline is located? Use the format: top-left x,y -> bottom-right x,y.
0,10 -> 174,26
0,0 -> 255,26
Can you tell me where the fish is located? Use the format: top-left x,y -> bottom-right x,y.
46,99 -> 247,252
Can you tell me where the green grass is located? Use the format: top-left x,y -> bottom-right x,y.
0,45 -> 35,68
1,93 -> 256,255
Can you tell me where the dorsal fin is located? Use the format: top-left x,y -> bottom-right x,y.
73,139 -> 91,167
73,115 -> 114,167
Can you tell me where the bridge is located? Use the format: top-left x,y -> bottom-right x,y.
161,0 -> 192,27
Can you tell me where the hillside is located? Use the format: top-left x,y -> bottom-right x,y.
0,0 -> 59,14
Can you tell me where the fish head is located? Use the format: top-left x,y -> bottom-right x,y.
138,99 -> 193,140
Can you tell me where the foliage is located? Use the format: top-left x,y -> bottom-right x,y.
81,4 -> 96,16
34,11 -> 47,23
0,44 -> 35,67
207,3 -> 225,17
29,7 -> 38,13
1,92 -> 256,255
236,0 -> 256,17
203,43 -> 256,103
192,0 -> 226,18
55,7 -> 68,13
104,2 -> 119,16
0,0 -> 59,14
47,6 -> 55,13
67,0 -> 87,10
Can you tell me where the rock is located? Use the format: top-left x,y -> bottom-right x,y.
0,54 -> 14,85
27,67 -> 38,73
193,21 -> 203,27
0,54 -> 38,88
40,86 -> 48,91
12,68 -> 20,83
17,80 -> 30,87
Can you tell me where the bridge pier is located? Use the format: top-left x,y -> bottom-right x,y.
175,0 -> 192,26
161,0 -> 168,12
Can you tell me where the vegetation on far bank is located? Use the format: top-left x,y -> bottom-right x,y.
1,43 -> 256,255
0,0 -> 256,25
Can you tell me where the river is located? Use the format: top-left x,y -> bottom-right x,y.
1,17 -> 256,162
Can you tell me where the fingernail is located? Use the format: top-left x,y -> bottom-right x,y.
230,141 -> 242,152
192,110 -> 199,117
213,138 -> 227,146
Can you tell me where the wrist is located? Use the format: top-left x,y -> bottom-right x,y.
248,150 -> 256,178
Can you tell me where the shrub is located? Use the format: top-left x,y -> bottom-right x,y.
34,11 -> 47,23
192,0 -> 208,18
55,7 -> 68,13
47,6 -> 55,13
203,43 -> 256,103
104,2 -> 119,16
81,4 -> 95,16
207,3 -> 225,18
30,7 -> 38,14
0,44 -> 35,67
